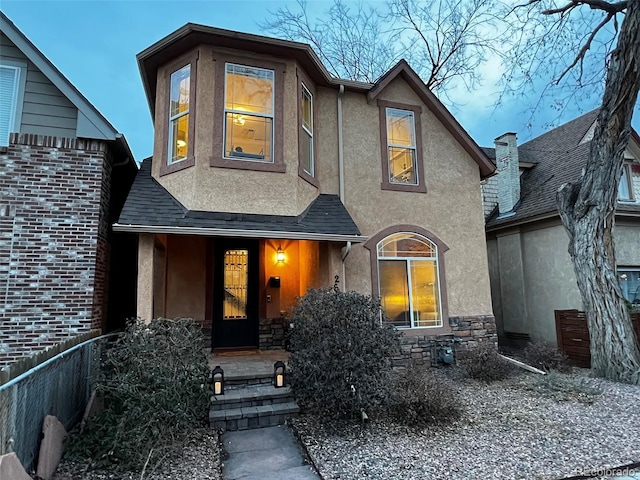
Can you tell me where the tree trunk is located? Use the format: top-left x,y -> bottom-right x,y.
557,0 -> 640,385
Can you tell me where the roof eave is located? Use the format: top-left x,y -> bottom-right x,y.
113,223 -> 367,243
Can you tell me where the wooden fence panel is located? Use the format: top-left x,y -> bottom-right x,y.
555,310 -> 640,368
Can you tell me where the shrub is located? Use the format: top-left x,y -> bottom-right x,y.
289,285 -> 401,420
391,364 -> 461,427
522,341 -> 572,372
66,318 -> 211,472
459,341 -> 515,382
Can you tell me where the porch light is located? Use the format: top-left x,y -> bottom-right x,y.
212,366 -> 224,395
276,247 -> 286,263
274,361 -> 286,388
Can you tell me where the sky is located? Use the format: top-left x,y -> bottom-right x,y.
2,0 -> 638,163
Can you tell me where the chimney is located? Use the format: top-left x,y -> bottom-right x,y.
494,132 -> 520,215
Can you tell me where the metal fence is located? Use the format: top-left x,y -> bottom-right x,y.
0,333 -> 116,472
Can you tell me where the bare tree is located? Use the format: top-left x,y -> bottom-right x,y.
507,0 -> 640,384
260,0 -> 500,97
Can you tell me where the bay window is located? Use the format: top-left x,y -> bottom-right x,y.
168,65 -> 190,164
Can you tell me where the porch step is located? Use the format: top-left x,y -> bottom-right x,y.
225,372 -> 274,387
209,384 -> 299,431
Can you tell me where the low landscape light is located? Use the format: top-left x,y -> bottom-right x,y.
274,361 -> 286,388
212,365 -> 224,395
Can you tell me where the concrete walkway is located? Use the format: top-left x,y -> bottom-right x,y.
221,425 -> 320,480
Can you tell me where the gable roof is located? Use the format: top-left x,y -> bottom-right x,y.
0,11 -> 134,162
486,110 -> 640,229
115,158 -> 365,242
137,25 -> 494,179
368,60 -> 495,178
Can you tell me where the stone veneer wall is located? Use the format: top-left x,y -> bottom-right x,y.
0,134 -> 111,367
259,317 -> 288,350
393,315 -> 498,367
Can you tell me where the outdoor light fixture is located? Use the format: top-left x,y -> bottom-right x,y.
274,361 -> 286,388
212,365 -> 224,395
276,247 -> 286,263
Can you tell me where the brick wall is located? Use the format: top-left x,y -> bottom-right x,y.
392,315 -> 497,367
0,134 -> 110,367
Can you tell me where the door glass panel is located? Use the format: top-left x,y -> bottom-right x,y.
379,260 -> 410,328
223,249 -> 248,320
410,260 -> 441,327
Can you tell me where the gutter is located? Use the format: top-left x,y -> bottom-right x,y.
338,84 -> 345,203
112,223 -> 367,243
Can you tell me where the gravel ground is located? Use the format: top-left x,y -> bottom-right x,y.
291,370 -> 640,480
51,428 -> 222,480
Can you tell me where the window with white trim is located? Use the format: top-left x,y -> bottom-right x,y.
300,83 -> 314,176
618,268 -> 640,307
168,64 -> 190,164
386,108 -> 418,185
224,63 -> 274,163
618,163 -> 635,202
0,61 -> 26,146
377,232 -> 442,328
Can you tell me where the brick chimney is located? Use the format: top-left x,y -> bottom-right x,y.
494,132 -> 520,215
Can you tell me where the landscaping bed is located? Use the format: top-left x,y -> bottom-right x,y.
291,369 -> 640,480
52,428 -> 222,480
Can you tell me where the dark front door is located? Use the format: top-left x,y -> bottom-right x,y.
212,239 -> 259,350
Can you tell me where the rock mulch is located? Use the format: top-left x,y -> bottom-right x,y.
51,428 -> 222,480
291,370 -> 640,480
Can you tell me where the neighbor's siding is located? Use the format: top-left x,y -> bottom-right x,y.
0,33 -> 77,138
0,134 -> 108,367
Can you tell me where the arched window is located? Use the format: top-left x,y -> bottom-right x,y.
376,232 -> 442,328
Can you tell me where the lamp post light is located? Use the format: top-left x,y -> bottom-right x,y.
212,366 -> 224,395
274,361 -> 286,388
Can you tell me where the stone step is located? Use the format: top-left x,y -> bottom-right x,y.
210,401 -> 300,431
211,385 -> 294,410
224,372 -> 275,386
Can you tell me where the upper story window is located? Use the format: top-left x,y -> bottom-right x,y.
618,163 -> 635,202
224,63 -> 274,163
300,84 -> 314,176
160,51 -> 197,177
168,65 -> 190,164
378,101 -> 426,193
0,61 -> 26,146
618,268 -> 640,307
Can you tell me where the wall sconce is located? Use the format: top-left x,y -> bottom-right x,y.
212,365 -> 224,395
276,247 -> 286,263
274,361 -> 286,388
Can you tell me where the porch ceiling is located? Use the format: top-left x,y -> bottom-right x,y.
114,158 -> 366,243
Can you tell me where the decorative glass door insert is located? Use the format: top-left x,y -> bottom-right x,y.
223,249 -> 248,320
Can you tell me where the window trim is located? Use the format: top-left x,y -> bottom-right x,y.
364,225 -> 450,334
211,55 -> 286,173
160,51 -> 198,177
0,59 -> 27,146
618,267 -> 640,305
297,68 -> 318,187
378,100 -> 426,193
618,162 -> 635,202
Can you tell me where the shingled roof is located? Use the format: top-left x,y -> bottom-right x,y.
486,110 -> 640,229
115,158 -> 364,241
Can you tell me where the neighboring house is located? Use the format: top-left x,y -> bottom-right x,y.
482,110 -> 640,346
0,12 -> 138,368
115,23 -> 497,362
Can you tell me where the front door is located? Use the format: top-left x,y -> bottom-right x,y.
212,239 -> 259,350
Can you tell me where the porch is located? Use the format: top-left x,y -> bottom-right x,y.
207,349 -> 290,384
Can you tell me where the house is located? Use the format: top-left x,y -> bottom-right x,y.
116,23 -> 497,362
483,110 -> 640,347
0,12 -> 138,368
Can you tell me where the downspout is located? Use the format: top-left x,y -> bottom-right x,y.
338,84 -> 348,290
341,241 -> 352,292
338,84 -> 345,203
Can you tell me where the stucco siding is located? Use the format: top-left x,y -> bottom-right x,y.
164,235 -> 207,321
1,33 -> 78,138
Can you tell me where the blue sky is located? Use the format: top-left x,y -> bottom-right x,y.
2,0 -> 636,163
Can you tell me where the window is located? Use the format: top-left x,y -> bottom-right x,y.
168,65 -> 190,164
618,163 -> 634,202
224,63 -> 274,163
300,84 -> 314,176
378,101 -> 426,192
0,61 -> 26,146
618,269 -> 640,307
377,232 -> 442,328
160,52 -> 197,176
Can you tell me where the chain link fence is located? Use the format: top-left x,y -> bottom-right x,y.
0,332 -> 117,472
